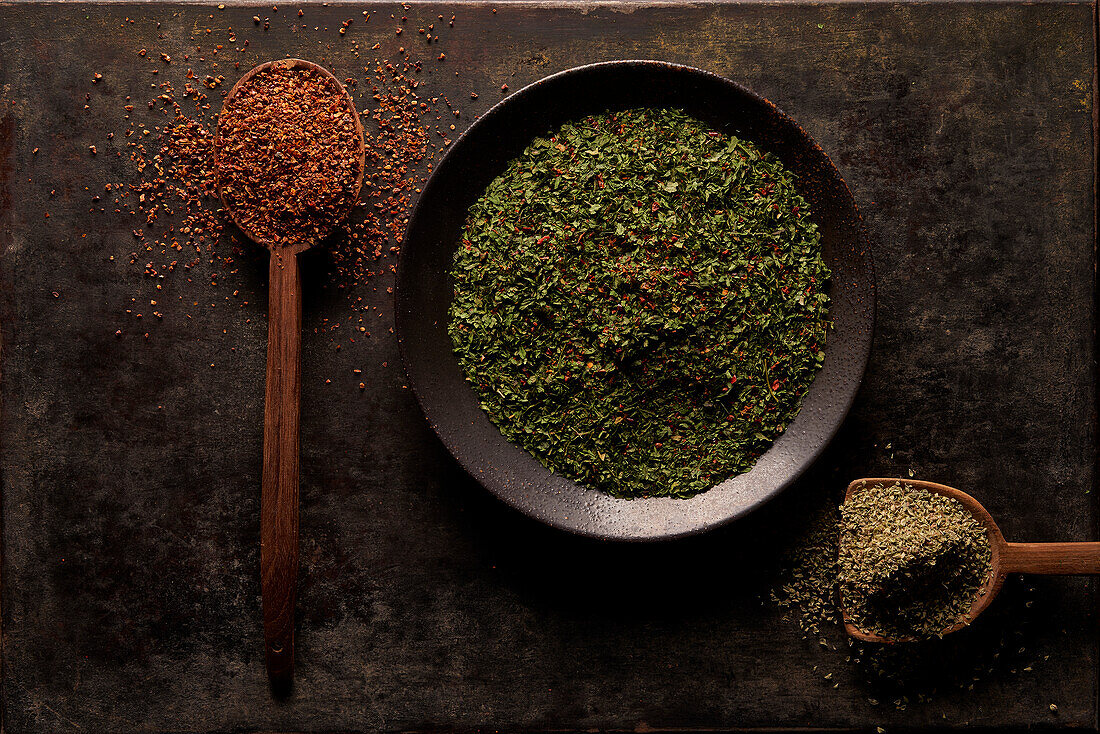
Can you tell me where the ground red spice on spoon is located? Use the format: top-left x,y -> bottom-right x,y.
215,65 -> 362,248
92,10 -> 471,356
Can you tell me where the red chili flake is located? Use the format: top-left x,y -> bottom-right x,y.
215,65 -> 362,247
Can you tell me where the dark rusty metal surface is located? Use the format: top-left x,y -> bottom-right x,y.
0,1 -> 1096,731
397,60 -> 876,540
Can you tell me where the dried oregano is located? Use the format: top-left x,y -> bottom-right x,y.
839,482 -> 993,640
448,107 -> 830,498
771,483 -> 1037,707
772,503 -> 842,637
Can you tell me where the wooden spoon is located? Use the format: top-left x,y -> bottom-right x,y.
214,58 -> 365,689
840,478 -> 1100,644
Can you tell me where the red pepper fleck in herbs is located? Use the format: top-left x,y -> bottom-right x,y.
448,108 -> 831,499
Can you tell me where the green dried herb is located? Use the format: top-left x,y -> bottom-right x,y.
772,504 -> 841,637
839,482 -> 993,640
448,108 -> 830,498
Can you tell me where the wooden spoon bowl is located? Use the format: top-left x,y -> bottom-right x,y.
214,58 -> 365,691
216,57 -> 366,253
841,478 -> 1100,644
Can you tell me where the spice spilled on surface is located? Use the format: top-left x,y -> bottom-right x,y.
100,30 -> 453,347
771,481 -> 1039,711
215,64 -> 362,248
839,481 -> 993,641
448,107 -> 830,499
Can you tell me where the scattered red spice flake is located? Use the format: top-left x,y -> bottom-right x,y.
322,61 -> 433,294
111,103 -> 238,309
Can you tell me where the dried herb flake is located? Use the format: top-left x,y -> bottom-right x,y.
448,108 -> 830,498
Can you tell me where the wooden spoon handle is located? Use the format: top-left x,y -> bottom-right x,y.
261,250 -> 302,689
1002,542 -> 1100,575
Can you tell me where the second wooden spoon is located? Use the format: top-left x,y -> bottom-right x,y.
841,478 -> 1100,644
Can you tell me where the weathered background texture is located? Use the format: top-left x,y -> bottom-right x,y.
0,2 -> 1096,731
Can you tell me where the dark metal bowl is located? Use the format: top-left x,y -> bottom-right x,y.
396,61 -> 875,541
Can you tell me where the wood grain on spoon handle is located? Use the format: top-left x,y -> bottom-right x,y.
1001,541 -> 1100,575
261,250 -> 302,688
